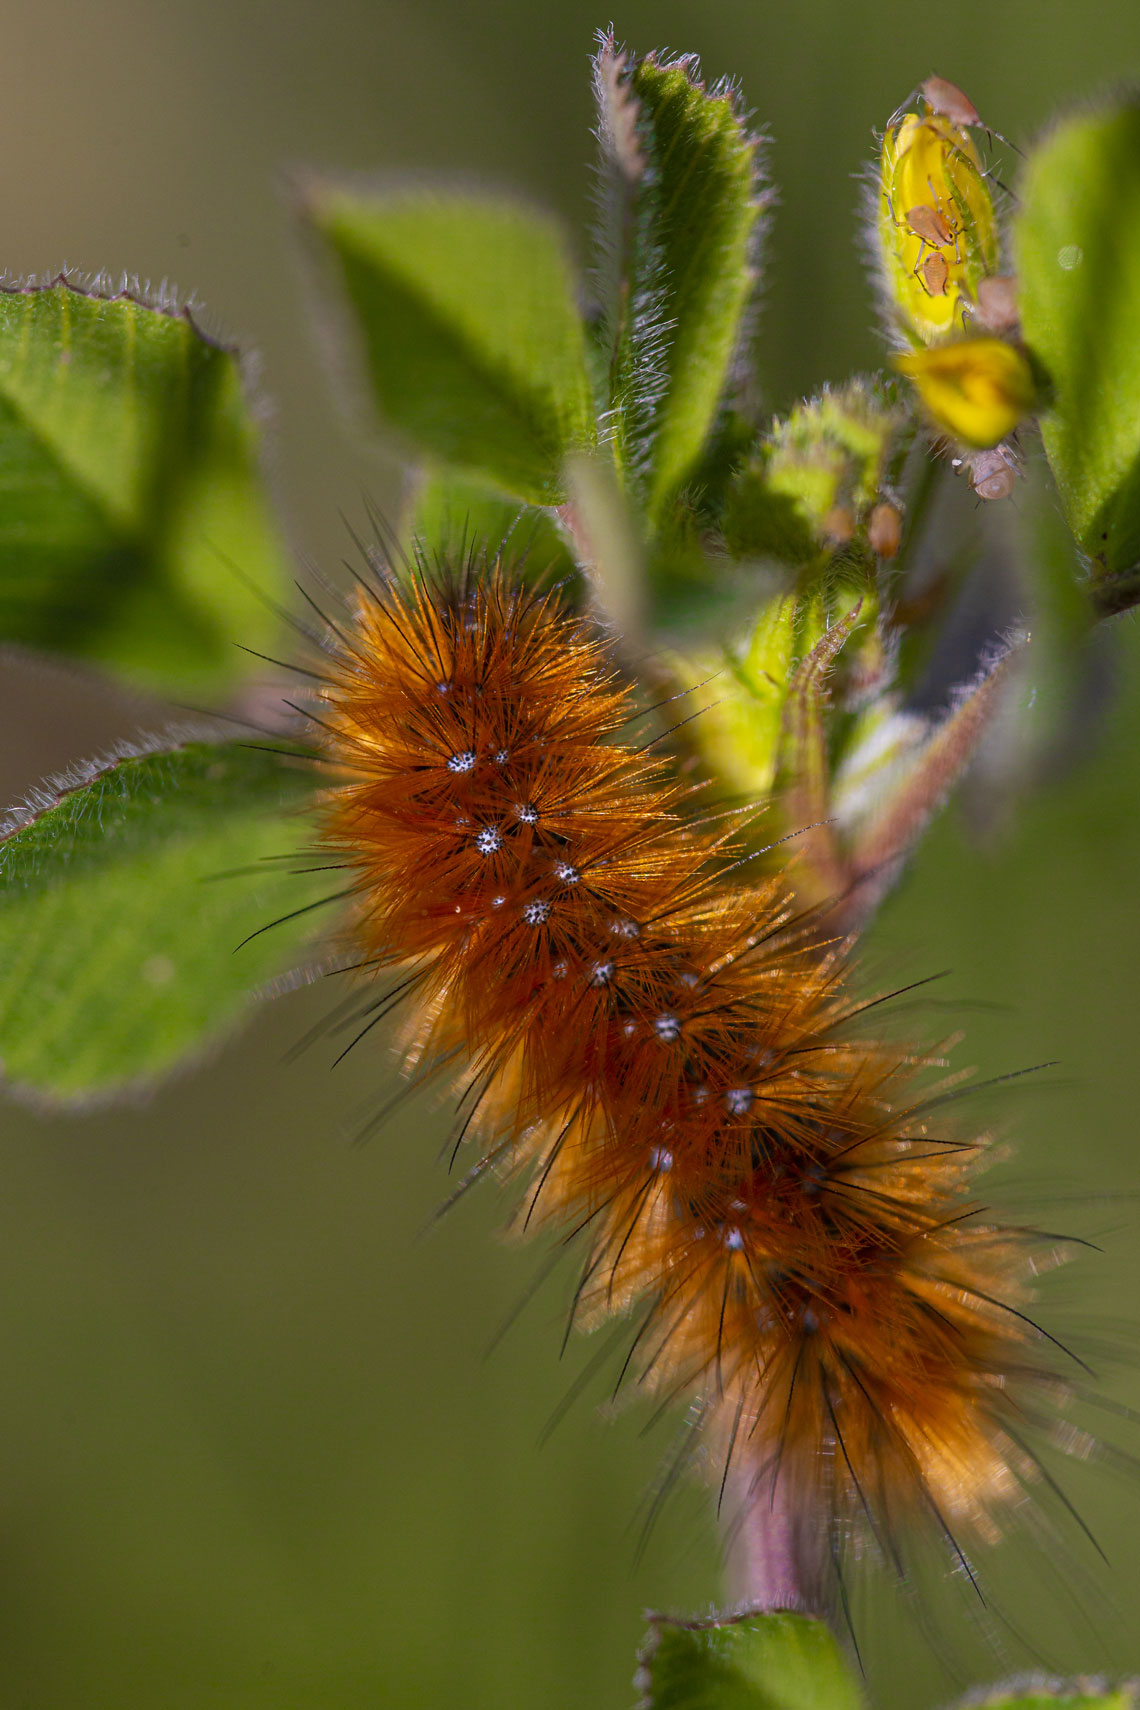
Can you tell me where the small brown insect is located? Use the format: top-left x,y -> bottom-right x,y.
972,274 -> 1019,332
964,445 -> 1018,502
916,71 -> 1022,158
921,252 -> 950,296
906,202 -> 954,247
868,501 -> 903,559
921,75 -> 980,129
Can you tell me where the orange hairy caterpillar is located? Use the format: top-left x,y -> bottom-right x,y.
304,558 -> 1089,1611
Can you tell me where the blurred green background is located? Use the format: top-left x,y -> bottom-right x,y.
2,1 -> 1140,1704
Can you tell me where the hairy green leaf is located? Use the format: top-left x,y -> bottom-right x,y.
303,185 -> 595,504
0,739 -> 327,1103
0,277 -> 288,694
953,1688 -> 1138,1710
1017,100 -> 1140,605
594,42 -> 765,523
638,1610 -> 862,1710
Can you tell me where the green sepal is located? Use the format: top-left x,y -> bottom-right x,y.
0,277 -> 288,695
0,738 -> 328,1104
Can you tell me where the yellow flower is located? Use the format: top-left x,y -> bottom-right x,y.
895,337 -> 1036,447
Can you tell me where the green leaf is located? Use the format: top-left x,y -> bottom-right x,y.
405,467 -> 581,593
0,739 -> 327,1103
302,184 -> 596,504
637,1610 -> 862,1710
1016,100 -> 1140,603
0,277 -> 288,694
596,43 -> 766,522
954,1687 -> 1138,1710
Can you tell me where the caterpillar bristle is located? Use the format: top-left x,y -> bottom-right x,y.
305,554 -> 1091,1608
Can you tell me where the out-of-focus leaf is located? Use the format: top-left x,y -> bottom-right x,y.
637,1609 -> 862,1710
595,42 -> 766,522
1016,101 -> 1140,607
0,738 -> 327,1103
563,451 -> 647,638
302,184 -> 596,505
0,276 -> 288,694
665,588 -> 795,798
406,468 -> 580,592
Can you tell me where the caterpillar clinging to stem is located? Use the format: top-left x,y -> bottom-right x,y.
300,555 -> 1092,1620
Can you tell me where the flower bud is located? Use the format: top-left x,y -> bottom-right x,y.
895,336 -> 1036,448
879,111 -> 999,345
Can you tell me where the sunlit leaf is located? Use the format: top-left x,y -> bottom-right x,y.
594,42 -> 767,523
1017,100 -> 1140,607
0,276 -> 288,694
0,738 -> 327,1103
302,184 -> 596,505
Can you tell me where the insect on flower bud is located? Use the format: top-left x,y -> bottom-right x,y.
895,336 -> 1036,448
971,273 -> 1020,334
920,75 -> 980,128
879,109 -> 999,345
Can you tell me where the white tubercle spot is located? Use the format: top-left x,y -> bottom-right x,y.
691,1085 -> 710,1106
649,1147 -> 673,1173
494,749 -> 509,765
725,1088 -> 753,1116
447,750 -> 477,774
522,899 -> 551,926
553,862 -> 578,884
609,917 -> 640,938
551,960 -> 568,980
516,802 -> 539,824
475,827 -> 502,855
589,960 -> 614,987
491,895 -> 506,908
723,1227 -> 745,1251
622,1019 -> 638,1037
654,1013 -> 681,1042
